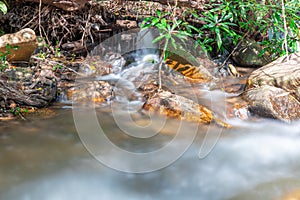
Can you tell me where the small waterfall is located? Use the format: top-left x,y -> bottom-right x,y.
136,28 -> 158,55
94,28 -> 160,103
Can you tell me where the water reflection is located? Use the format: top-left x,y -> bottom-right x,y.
1,109 -> 300,200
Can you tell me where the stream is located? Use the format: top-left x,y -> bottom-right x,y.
1,109 -> 300,200
1,29 -> 300,200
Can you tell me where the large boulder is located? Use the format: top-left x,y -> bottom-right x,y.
231,38 -> 272,67
243,52 -> 300,122
0,28 -> 37,62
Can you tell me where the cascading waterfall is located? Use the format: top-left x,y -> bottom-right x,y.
94,28 -> 160,103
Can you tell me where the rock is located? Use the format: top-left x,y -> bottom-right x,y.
116,20 -> 138,30
70,81 -> 113,104
0,28 -> 37,62
0,63 -> 57,108
143,89 -> 231,128
231,38 -> 272,67
226,96 -> 250,120
243,52 -> 300,122
245,85 -> 300,122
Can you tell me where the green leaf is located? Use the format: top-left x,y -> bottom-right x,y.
151,18 -> 159,26
166,23 -> 171,32
152,34 -> 166,43
213,14 -> 219,23
156,23 -> 167,31
161,18 -> 167,28
140,23 -> 152,29
171,19 -> 182,30
156,10 -> 161,18
289,19 -> 298,33
0,1 -> 7,14
186,24 -> 199,32
191,12 -> 200,19
215,28 -> 222,50
143,17 -> 154,23
221,22 -> 237,26
170,37 -> 177,50
222,13 -> 233,21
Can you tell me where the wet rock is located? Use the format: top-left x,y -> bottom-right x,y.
243,52 -> 300,122
82,55 -> 113,76
0,28 -> 37,62
143,89 -> 231,128
231,38 -> 271,67
245,85 -> 300,122
226,96 -> 250,120
70,81 -> 113,104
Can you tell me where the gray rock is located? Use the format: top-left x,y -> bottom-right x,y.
232,38 -> 271,67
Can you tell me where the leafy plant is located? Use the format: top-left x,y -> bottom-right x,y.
52,64 -> 62,71
0,51 -> 9,72
141,10 -> 194,59
198,0 -> 300,58
53,41 -> 61,58
195,11 -> 240,54
257,0 -> 300,58
141,9 -> 197,89
0,0 -> 8,14
0,44 -> 19,72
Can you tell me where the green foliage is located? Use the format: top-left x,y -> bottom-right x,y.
141,0 -> 299,60
0,50 -> 9,72
197,0 -> 300,58
52,64 -> 62,71
54,41 -> 61,58
256,0 -> 300,58
0,44 -> 19,72
141,10 -> 195,60
194,11 -> 240,54
140,10 -> 198,89
0,0 -> 7,14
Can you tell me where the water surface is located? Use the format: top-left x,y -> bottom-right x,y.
1,108 -> 300,200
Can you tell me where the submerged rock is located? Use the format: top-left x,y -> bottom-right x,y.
243,52 -> 300,122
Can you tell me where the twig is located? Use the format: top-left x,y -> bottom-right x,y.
31,56 -> 85,76
81,10 -> 91,47
281,0 -> 289,61
38,0 -> 42,36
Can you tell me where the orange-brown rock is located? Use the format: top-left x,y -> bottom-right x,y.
143,90 -> 231,128
0,28 -> 37,62
165,58 -> 214,83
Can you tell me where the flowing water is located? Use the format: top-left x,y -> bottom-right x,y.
1,109 -> 300,200
1,29 -> 300,200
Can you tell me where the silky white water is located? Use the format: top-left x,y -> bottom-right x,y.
1,109 -> 300,200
